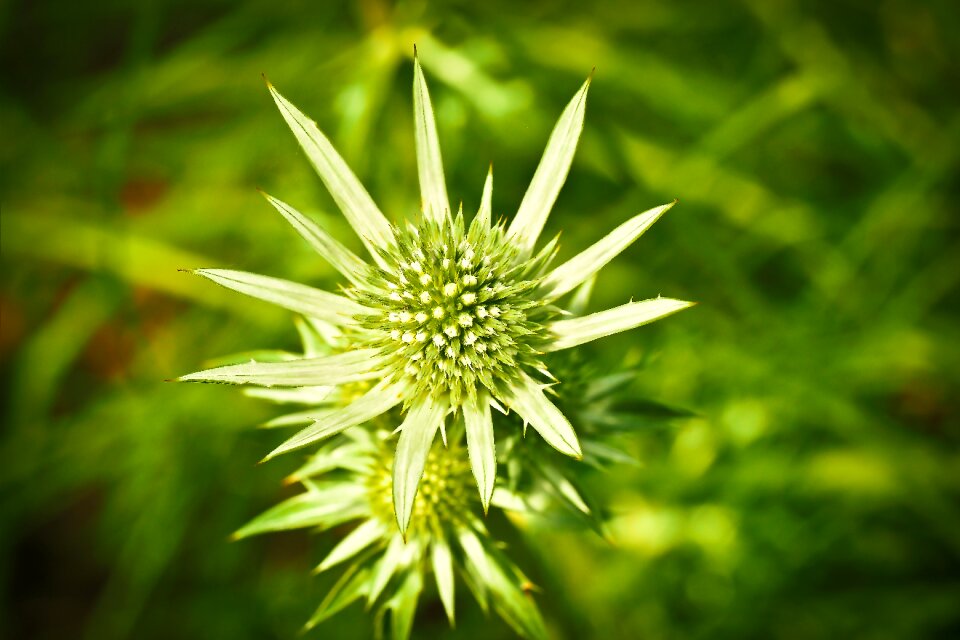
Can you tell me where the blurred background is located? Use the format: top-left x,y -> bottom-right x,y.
2,0 -> 959,638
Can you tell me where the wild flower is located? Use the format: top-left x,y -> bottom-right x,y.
182,49 -> 691,550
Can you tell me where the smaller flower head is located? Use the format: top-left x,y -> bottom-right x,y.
233,428 -> 548,639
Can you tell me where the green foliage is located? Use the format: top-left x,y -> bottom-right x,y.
2,1 -> 958,639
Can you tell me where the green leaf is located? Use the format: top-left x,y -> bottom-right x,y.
392,397 -> 449,537
540,201 -> 676,299
192,269 -> 368,324
507,74 -> 591,257
545,297 -> 695,351
431,535 -> 456,625
264,381 -> 406,460
267,82 -> 394,262
316,518 -> 386,573
260,191 -> 372,287
179,349 -> 384,387
413,51 -> 450,223
305,564 -> 370,631
507,373 -> 582,458
463,396 -> 496,512
232,484 -> 367,539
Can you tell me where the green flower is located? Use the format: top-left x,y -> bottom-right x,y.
181,53 -> 693,535
234,426 -> 548,640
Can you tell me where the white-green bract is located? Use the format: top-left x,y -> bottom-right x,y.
181,54 -> 694,537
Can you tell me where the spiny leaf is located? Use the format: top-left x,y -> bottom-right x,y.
464,395 -> 496,512
232,484 -> 367,539
507,373 -> 582,458
267,81 -> 394,263
305,564 -> 370,630
192,269 -> 367,324
179,349 -> 384,387
431,535 -> 456,625
393,397 -> 449,537
413,50 -> 450,223
545,297 -> 695,351
539,201 -> 676,299
316,518 -> 386,573
508,73 -> 591,257
264,382 -> 405,460
260,191 -> 372,287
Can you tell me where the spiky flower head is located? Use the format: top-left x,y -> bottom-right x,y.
234,426 -> 548,640
181,52 -> 694,536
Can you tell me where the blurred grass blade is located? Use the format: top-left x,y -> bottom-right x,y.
567,274 -> 596,316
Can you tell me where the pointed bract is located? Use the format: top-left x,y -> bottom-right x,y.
367,534 -> 407,605
232,484 -> 367,539
413,54 -> 450,224
305,565 -> 371,630
475,165 -> 493,229
261,191 -> 372,287
463,396 -> 496,512
508,75 -> 591,257
193,269 -> 367,324
393,396 -> 449,537
567,274 -> 596,316
180,349 -> 384,387
546,297 -> 695,352
267,82 -> 394,262
390,568 -> 423,640
316,519 -> 385,573
264,381 -> 406,460
507,373 -> 582,458
540,201 -> 676,299
431,535 -> 456,625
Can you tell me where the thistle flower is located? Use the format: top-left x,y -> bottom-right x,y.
181,53 -> 693,536
234,426 -> 548,640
